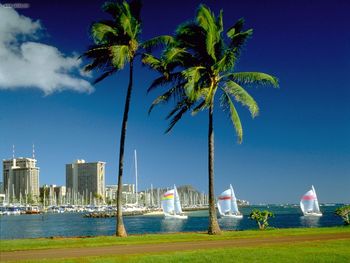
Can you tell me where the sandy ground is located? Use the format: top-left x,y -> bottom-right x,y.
1,232 -> 349,262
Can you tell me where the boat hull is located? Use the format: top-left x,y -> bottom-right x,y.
303,212 -> 322,217
25,211 -> 41,214
164,213 -> 188,219
221,214 -> 243,219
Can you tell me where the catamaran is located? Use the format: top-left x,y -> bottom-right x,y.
217,184 -> 243,219
300,185 -> 322,217
161,185 -> 187,219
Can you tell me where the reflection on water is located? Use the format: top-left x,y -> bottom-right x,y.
161,218 -> 185,232
218,217 -> 242,229
300,216 -> 321,227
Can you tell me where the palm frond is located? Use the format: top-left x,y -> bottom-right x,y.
216,10 -> 224,33
175,22 -> 208,59
229,29 -> 253,55
90,21 -> 119,44
182,66 -> 206,101
223,81 -> 259,118
163,47 -> 187,64
229,72 -> 279,88
226,18 -> 245,38
148,83 -> 185,114
110,45 -> 131,69
142,53 -> 163,71
191,100 -> 206,115
81,45 -> 109,60
93,69 -> 117,84
196,4 -> 221,60
220,91 -> 243,143
165,101 -> 192,133
142,35 -> 175,52
214,49 -> 236,73
119,5 -> 134,37
81,45 -> 113,72
102,1 -> 124,18
147,72 -> 183,92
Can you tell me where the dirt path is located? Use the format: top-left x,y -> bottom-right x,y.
1,232 -> 350,262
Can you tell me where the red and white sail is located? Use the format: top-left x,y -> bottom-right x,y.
300,185 -> 322,216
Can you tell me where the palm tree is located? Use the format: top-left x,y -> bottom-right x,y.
143,5 -> 279,235
81,0 -> 142,237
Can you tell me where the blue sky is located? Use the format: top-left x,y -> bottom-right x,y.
0,0 -> 349,204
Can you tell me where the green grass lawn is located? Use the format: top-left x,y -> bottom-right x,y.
6,239 -> 350,263
92,239 -> 350,263
1,226 -> 349,252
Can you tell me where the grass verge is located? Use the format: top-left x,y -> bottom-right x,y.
1,226 -> 349,252
7,239 -> 350,263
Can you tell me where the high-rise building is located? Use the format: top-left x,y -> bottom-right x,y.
2,157 -> 40,202
66,160 -> 105,203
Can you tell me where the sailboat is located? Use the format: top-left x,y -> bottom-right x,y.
161,185 -> 187,219
217,184 -> 243,219
300,185 -> 322,217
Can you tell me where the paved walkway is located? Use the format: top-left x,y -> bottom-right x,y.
1,232 -> 350,262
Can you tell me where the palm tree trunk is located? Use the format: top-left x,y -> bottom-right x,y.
207,104 -> 221,235
116,59 -> 134,237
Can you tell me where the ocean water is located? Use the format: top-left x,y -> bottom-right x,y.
0,205 -> 344,239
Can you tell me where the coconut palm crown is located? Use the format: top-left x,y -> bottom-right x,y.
81,0 -> 142,237
143,4 -> 279,234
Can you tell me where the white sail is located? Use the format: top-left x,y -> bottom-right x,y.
174,185 -> 182,214
300,186 -> 322,216
230,184 -> 239,214
217,200 -> 223,215
312,185 -> 321,213
217,189 -> 232,216
161,189 -> 175,214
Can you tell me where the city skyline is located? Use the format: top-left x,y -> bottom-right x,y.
1,0 -> 349,204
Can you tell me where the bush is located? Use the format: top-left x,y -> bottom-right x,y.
335,205 -> 350,226
249,209 -> 274,230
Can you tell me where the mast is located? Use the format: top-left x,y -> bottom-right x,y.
134,150 -> 138,205
32,143 -> 35,159
151,184 -> 153,207
173,184 -> 176,213
12,184 -> 15,204
157,187 -> 160,208
43,186 -> 46,209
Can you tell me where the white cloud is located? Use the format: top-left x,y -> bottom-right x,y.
0,7 -> 93,94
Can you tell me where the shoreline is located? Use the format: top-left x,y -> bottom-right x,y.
1,225 -> 348,242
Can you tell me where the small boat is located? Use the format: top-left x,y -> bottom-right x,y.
217,184 -> 243,219
300,185 -> 322,217
161,185 -> 187,219
25,206 -> 41,214
5,206 -> 21,215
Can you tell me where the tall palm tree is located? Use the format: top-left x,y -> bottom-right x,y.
143,5 -> 279,235
81,0 -> 142,237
